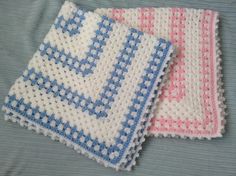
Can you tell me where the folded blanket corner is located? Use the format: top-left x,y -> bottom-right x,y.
2,1 -> 174,170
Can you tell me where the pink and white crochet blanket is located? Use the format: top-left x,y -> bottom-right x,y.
95,8 -> 226,139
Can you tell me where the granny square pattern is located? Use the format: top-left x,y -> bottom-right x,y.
95,7 -> 226,139
2,2 -> 173,170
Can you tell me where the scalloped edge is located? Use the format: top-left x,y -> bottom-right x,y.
214,12 -> 227,136
148,11 -> 227,140
120,45 -> 174,170
1,1 -> 174,169
95,8 -> 227,140
121,46 -> 176,170
2,44 -> 173,171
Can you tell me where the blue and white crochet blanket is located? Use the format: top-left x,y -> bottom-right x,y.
2,1 -> 173,170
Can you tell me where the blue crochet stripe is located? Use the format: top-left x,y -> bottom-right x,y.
4,95 -> 114,162
54,8 -> 85,36
112,39 -> 171,163
26,28 -> 143,118
41,16 -> 114,77
4,39 -> 171,165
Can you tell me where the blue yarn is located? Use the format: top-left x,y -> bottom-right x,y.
5,38 -> 170,164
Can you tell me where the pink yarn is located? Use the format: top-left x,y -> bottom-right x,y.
95,7 -> 226,139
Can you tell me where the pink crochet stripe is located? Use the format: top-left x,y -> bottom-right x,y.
208,10 -> 218,134
162,8 -> 186,101
95,7 -> 224,138
149,11 -> 220,137
111,9 -> 125,22
138,8 -> 155,34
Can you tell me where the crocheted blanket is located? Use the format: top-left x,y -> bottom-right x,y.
2,1 -> 173,170
95,7 -> 226,139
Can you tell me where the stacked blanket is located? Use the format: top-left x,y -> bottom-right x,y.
95,7 -> 226,139
2,1 -> 226,171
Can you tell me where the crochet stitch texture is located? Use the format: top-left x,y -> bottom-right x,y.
2,1 -> 173,170
95,7 -> 226,139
